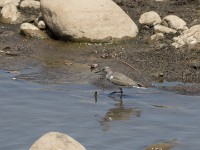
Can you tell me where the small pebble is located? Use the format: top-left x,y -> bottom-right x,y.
158,72 -> 164,77
64,62 -> 73,66
190,61 -> 200,69
90,63 -> 98,69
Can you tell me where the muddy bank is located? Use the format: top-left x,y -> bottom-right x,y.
1,0 -> 200,95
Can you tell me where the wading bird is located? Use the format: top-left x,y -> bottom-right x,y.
95,66 -> 143,94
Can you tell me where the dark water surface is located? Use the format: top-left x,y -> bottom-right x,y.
0,69 -> 200,150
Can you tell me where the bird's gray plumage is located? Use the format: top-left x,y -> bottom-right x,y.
106,72 -> 141,87
96,66 -> 143,89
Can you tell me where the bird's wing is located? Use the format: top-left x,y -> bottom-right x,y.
110,72 -> 141,86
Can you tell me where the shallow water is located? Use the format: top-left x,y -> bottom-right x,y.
1,69 -> 200,150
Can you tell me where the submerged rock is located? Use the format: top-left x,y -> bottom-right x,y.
40,0 -> 138,42
29,132 -> 86,150
20,23 -> 48,39
145,139 -> 177,150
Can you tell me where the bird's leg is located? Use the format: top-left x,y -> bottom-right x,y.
119,88 -> 123,94
120,93 -> 123,104
94,91 -> 98,103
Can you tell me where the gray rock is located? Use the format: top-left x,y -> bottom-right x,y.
40,0 -> 138,42
154,24 -> 177,34
37,20 -> 45,30
161,15 -> 188,31
0,0 -> 20,7
20,0 -> 40,9
34,14 -> 46,30
139,11 -> 161,26
147,33 -> 164,44
145,140 -> 176,150
20,23 -> 48,39
189,60 -> 200,69
0,3 -> 22,24
172,25 -> 200,49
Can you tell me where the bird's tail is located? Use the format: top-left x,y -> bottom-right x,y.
137,83 -> 143,87
133,83 -> 146,89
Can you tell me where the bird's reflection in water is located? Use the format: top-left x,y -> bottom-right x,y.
108,93 -> 124,104
94,91 -> 130,104
100,103 -> 141,131
94,90 -> 141,130
101,105 -> 141,122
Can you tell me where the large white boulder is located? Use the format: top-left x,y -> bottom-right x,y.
161,15 -> 188,31
0,0 -> 20,7
139,11 -> 161,26
40,0 -> 138,42
29,132 -> 86,150
172,25 -> 200,49
0,3 -> 21,24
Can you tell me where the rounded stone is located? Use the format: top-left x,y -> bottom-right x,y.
20,22 -> 48,39
20,0 -> 40,9
29,132 -> 86,150
139,11 -> 161,26
34,16 -> 46,30
0,0 -> 20,7
0,4 -> 21,24
172,25 -> 200,49
154,24 -> 177,34
161,15 -> 188,31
